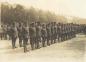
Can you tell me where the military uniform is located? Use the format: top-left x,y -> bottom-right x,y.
56,24 -> 59,42
10,23 -> 18,49
53,22 -> 57,43
51,22 -> 54,44
29,23 -> 36,50
41,24 -> 47,47
22,24 -> 29,52
57,24 -> 62,42
46,23 -> 51,46
17,23 -> 23,47
35,22 -> 41,49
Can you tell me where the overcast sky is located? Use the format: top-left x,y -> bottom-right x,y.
1,0 -> 86,19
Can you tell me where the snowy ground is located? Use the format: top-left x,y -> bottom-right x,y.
0,34 -> 86,62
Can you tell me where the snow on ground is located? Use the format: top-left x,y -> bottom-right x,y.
0,35 -> 86,62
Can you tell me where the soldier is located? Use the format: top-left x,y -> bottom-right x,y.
57,23 -> 62,42
59,23 -> 63,42
17,23 -> 23,47
61,24 -> 65,41
62,24 -> 66,41
10,23 -> 18,49
29,22 -> 36,50
41,23 -> 47,47
46,23 -> 51,46
51,22 -> 54,44
53,22 -> 57,43
22,23 -> 29,52
65,24 -> 68,40
35,22 -> 41,49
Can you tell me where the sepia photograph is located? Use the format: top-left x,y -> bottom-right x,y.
0,0 -> 86,62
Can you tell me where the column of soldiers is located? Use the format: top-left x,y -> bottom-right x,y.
1,22 -> 86,53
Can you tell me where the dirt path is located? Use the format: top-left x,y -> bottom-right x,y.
0,35 -> 86,62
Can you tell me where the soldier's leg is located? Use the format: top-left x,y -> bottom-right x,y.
37,37 -> 40,49
47,37 -> 50,46
64,33 -> 66,41
35,37 -> 39,49
30,38 -> 35,50
65,33 -> 67,40
42,37 -> 44,47
4,32 -> 7,40
19,37 -> 23,47
61,34 -> 63,42
23,38 -> 28,52
51,36 -> 53,44
1,33 -> 3,40
12,37 -> 16,49
12,37 -> 14,49
57,34 -> 60,42
35,37 -> 37,49
0,33 -> 2,40
62,34 -> 64,41
54,34 -> 57,43
58,34 -> 60,42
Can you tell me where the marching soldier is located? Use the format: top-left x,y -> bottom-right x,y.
61,24 -> 64,41
65,24 -> 68,40
17,23 -> 23,47
62,24 -> 66,41
10,22 -> 18,49
57,23 -> 62,42
59,23 -> 63,42
29,22 -> 36,50
35,22 -> 41,49
51,22 -> 54,44
53,22 -> 57,43
46,23 -> 51,46
41,23 -> 47,47
22,23 -> 29,52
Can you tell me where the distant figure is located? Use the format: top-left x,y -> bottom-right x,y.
29,22 -> 36,50
46,23 -> 51,46
35,22 -> 41,49
22,23 -> 29,52
10,23 -> 18,49
41,24 -> 47,47
17,23 -> 23,47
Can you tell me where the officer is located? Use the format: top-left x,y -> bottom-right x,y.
22,23 -> 29,52
46,23 -> 51,46
17,23 -> 23,47
41,23 -> 47,47
29,22 -> 36,50
35,22 -> 41,49
10,22 -> 18,49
